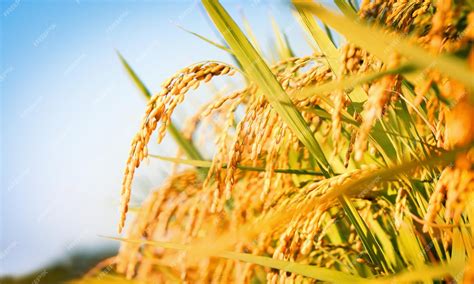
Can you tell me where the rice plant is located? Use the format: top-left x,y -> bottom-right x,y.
80,0 -> 474,283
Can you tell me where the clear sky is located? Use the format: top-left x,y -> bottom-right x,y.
0,0 -> 330,276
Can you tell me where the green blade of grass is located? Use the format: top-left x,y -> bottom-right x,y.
117,51 -> 152,99
293,2 -> 367,102
72,274 -> 144,284
270,15 -> 294,60
302,105 -> 436,150
293,5 -> 340,71
366,216 -> 400,270
106,236 -> 459,283
166,124 -> 204,161
334,0 -> 358,18
293,64 -> 416,100
340,196 -> 392,274
396,221 -> 427,269
450,229 -> 466,280
293,2 -> 474,101
202,0 -> 332,176
106,236 -> 366,283
149,154 -> 326,176
369,263 -> 459,284
117,51 -> 206,172
241,12 -> 264,58
177,25 -> 234,54
323,24 -> 335,46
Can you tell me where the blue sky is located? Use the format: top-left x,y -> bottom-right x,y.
0,0 -> 327,276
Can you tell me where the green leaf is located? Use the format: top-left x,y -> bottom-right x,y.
241,12 -> 264,58
292,2 -> 367,102
149,154 -> 326,176
366,217 -> 400,270
107,236 -> 366,283
368,263 -> 459,283
270,15 -> 294,60
340,196 -> 391,274
334,0 -> 358,19
396,220 -> 426,268
293,5 -> 340,72
450,229 -> 466,281
117,51 -> 152,100
117,51 -> 206,174
202,0 -> 332,176
72,274 -> 143,284
293,64 -> 416,100
166,124 -> 204,161
177,25 -> 234,54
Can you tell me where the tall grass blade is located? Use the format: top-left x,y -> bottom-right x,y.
293,2 -> 366,102
293,64 -> 416,100
177,25 -> 234,54
117,51 -> 152,100
340,196 -> 391,273
117,52 -> 205,168
369,263 -> 459,283
202,0 -> 332,175
334,0 -> 358,18
270,16 -> 294,60
107,236 -> 367,283
149,154 -> 326,176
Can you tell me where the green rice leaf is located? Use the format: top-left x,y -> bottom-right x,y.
71,274 -> 143,284
366,217 -> 400,270
117,52 -> 205,172
177,25 -> 234,54
241,12 -> 264,57
293,64 -> 416,100
107,236 -> 366,283
396,220 -> 426,269
166,124 -> 204,161
340,196 -> 391,274
450,229 -> 466,280
270,15 -> 294,60
149,154 -> 325,176
293,5 -> 340,72
117,51 -> 152,100
292,2 -> 367,102
368,263 -> 459,283
334,0 -> 358,18
202,0 -> 332,176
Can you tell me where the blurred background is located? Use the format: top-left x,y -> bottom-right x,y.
0,0 -> 319,281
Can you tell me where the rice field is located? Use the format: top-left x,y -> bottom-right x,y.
80,0 -> 473,283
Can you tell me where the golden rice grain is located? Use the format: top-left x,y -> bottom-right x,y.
423,167 -> 451,232
354,53 -> 400,161
464,250 -> 474,284
119,62 -> 235,232
445,99 -> 474,149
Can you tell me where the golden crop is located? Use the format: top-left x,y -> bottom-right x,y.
81,1 -> 474,283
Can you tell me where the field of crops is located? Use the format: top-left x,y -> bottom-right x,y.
75,0 -> 474,283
